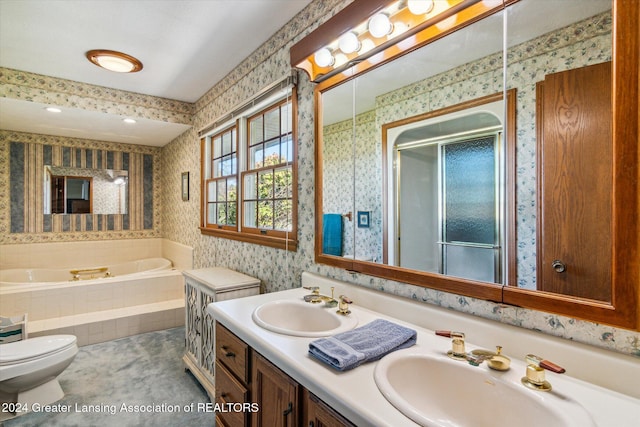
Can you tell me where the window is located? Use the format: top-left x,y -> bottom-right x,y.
200,84 -> 297,251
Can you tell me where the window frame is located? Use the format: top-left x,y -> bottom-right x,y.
199,87 -> 298,251
203,124 -> 238,231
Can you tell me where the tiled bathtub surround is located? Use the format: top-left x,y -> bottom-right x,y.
0,270 -> 185,346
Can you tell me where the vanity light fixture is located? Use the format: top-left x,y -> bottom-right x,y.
291,0 -> 502,83
86,49 -> 143,73
45,107 -> 62,113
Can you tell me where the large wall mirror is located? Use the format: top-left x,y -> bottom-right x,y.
44,165 -> 129,215
311,0 -> 638,329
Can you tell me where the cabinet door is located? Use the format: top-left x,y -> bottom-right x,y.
251,352 -> 299,427
303,389 -> 355,427
199,288 -> 216,382
537,61 -> 612,301
184,281 -> 200,362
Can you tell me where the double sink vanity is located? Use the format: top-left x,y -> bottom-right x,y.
207,272 -> 640,426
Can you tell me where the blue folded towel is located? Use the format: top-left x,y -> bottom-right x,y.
322,213 -> 343,256
308,319 -> 417,371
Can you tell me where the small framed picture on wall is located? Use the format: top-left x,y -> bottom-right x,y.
181,172 -> 189,201
357,211 -> 370,228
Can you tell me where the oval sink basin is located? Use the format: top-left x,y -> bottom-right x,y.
252,299 -> 358,337
374,351 -> 595,427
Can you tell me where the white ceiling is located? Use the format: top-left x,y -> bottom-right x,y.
0,0 -> 312,146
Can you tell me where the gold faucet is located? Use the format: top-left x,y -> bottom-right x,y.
436,331 -> 510,370
521,354 -> 565,391
468,346 -> 511,371
303,286 -> 338,307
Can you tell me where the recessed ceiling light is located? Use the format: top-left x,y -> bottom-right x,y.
123,118 -> 137,124
45,107 -> 62,113
86,49 -> 143,73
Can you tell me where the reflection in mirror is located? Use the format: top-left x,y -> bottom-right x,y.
385,98 -> 506,284
318,0 -> 614,301
44,165 -> 128,215
506,0 -> 612,299
321,8 -> 506,275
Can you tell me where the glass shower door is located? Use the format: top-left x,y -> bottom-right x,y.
440,135 -> 501,283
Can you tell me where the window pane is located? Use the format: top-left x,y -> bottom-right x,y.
258,171 -> 273,199
217,180 -> 227,202
228,177 -> 237,202
282,134 -> 293,163
244,201 -> 257,227
250,116 -> 263,145
244,173 -> 257,200
274,200 -> 292,231
207,181 -> 216,200
274,167 -> 292,199
207,203 -> 216,224
218,203 -> 227,224
213,158 -> 221,178
281,101 -> 291,134
227,201 -> 237,226
250,145 -> 264,169
264,108 -> 280,140
222,131 -> 232,156
213,136 -> 221,158
221,155 -> 235,176
264,139 -> 280,166
258,200 -> 273,229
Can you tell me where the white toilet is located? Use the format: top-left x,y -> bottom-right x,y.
0,335 -> 78,410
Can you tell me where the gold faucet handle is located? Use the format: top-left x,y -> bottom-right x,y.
525,354 -> 565,373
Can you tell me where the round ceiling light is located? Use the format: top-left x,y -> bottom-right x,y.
86,50 -> 143,73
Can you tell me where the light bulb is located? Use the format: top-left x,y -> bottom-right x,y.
96,55 -> 136,73
338,32 -> 360,54
369,13 -> 392,38
407,0 -> 434,15
359,38 -> 375,54
314,48 -> 334,67
334,53 -> 348,67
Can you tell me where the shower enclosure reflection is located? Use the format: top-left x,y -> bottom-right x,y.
387,102 -> 505,283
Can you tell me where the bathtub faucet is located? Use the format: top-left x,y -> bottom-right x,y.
69,267 -> 110,281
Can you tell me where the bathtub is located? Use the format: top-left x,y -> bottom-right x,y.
0,257 -> 172,290
0,257 -> 184,346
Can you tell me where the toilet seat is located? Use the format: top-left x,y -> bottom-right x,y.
0,335 -> 77,366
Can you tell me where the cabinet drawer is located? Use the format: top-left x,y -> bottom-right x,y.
215,360 -> 249,427
216,323 -> 250,383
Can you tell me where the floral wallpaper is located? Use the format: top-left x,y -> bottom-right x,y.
160,2 -> 638,358
0,0 -> 637,358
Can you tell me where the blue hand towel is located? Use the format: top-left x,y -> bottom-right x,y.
308,319 -> 417,371
322,213 -> 343,256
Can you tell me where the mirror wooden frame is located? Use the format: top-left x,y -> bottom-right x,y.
302,0 -> 638,330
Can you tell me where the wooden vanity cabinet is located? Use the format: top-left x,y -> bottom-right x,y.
303,388 -> 356,427
214,323 -> 355,427
251,352 -> 299,426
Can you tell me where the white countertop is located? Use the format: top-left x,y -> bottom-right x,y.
207,274 -> 640,427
